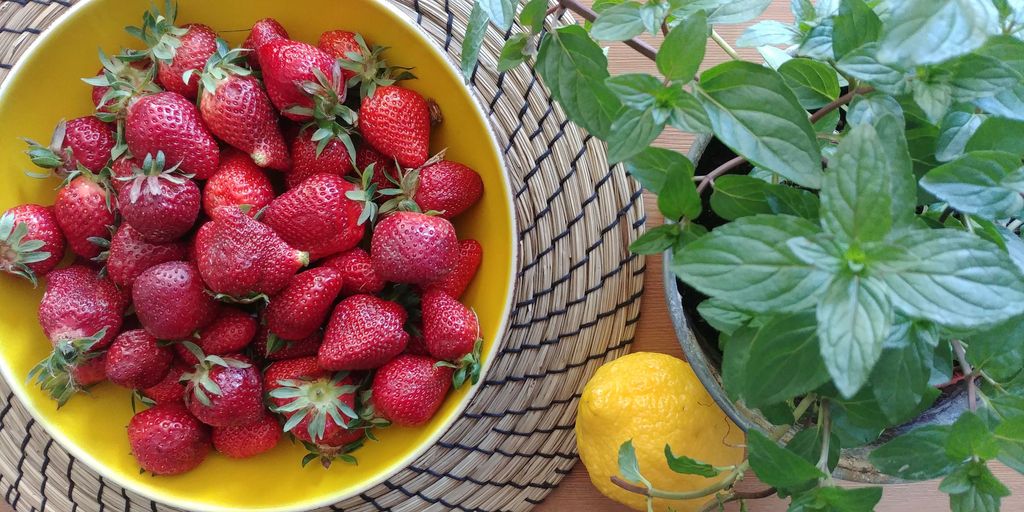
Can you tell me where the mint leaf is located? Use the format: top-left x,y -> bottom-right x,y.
675,215 -> 829,313
617,440 -> 645,484
460,3 -> 489,81
847,92 -> 904,127
710,175 -> 774,220
948,412 -> 1000,461
737,20 -> 800,47
606,107 -> 664,164
536,26 -> 621,138
590,2 -> 645,41
920,151 -> 1024,219
968,316 -> 1024,382
747,429 -> 825,490
519,0 -> 548,33
797,17 -> 834,61
878,0 -> 1000,66
787,235 -> 844,271
976,35 -> 1024,76
657,154 -> 699,219
704,0 -> 772,24
625,147 -> 691,193
697,61 -> 823,188
944,461 -> 1009,512
479,0 -> 515,30
974,84 -> 1024,121
664,445 -> 719,477
995,416 -> 1024,473
817,273 -> 892,398
497,34 -> 528,72
779,58 -> 841,109
936,110 -> 985,162
630,224 -> 680,254
789,486 -> 883,512
830,401 -> 884,447
657,10 -> 706,82
912,79 -> 954,124
787,428 -> 840,472
667,91 -> 711,133
696,298 -> 751,335
870,327 -> 935,424
835,43 -> 908,94
832,0 -> 882,58
878,229 -> 1024,329
966,117 -> 1024,154
606,73 -> 662,110
870,425 -> 957,480
945,53 -> 1022,101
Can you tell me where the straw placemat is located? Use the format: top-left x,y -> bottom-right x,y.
0,0 -> 644,510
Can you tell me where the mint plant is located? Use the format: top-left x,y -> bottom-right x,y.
463,0 -> 1024,510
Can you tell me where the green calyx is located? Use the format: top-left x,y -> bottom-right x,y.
270,373 -> 360,444
375,149 -> 449,217
188,38 -> 251,97
288,63 -> 360,162
124,0 -> 189,64
82,49 -> 161,123
122,151 -> 191,204
21,119 -> 71,174
179,341 -> 251,407
210,290 -> 271,305
436,338 -> 483,389
0,211 -> 52,287
298,436 -> 365,469
336,33 -> 416,99
27,327 -> 108,407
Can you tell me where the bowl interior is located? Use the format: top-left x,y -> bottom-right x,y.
0,0 -> 515,510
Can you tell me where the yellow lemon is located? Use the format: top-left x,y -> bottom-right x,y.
576,352 -> 745,511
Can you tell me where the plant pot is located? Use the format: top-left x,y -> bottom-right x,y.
663,133 -> 969,484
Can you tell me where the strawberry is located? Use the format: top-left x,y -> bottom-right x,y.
372,354 -> 452,426
212,412 -> 281,458
370,211 -> 458,285
359,85 -> 432,168
267,370 -> 365,467
404,333 -> 430,356
127,5 -> 216,100
86,51 -> 161,122
175,307 -> 258,364
285,128 -> 355,190
322,248 -> 384,296
70,352 -> 108,387
242,18 -> 289,69
318,294 -> 409,370
54,170 -> 115,259
32,265 -> 124,404
263,173 -> 365,260
109,156 -> 138,194
253,326 -> 321,361
125,91 -> 220,179
105,329 -> 174,389
331,32 -> 415,100
265,267 -> 343,341
23,116 -> 115,176
140,361 -> 188,405
183,351 -> 263,427
263,357 -> 327,398
0,204 -> 65,284
412,160 -> 483,219
103,223 -> 186,290
257,39 -> 339,122
317,30 -> 364,83
127,402 -> 211,475
117,152 -> 200,243
195,41 -> 291,171
421,290 -> 483,388
133,261 -> 217,340
203,150 -> 275,218
423,239 -> 482,298
356,144 -> 398,191
194,206 -> 308,300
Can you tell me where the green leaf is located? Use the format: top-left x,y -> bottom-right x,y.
479,0 -> 515,30
796,17 -> 834,61
606,107 -> 664,164
974,84 -> 1024,121
832,0 -> 882,58
737,20 -> 800,47
995,416 -> 1024,473
920,151 -> 1024,219
929,339 -> 955,386
847,92 -> 904,128
817,273 -> 892,398
696,298 -> 751,335
710,175 -> 773,220
829,401 -> 884,447
945,53 -> 1023,101
947,462 -> 1009,512
630,224 -> 680,254
747,429 -> 825,490
976,35 -> 1024,76
948,412 -> 1000,461
778,58 -> 841,109
664,445 -> 719,477
519,0 -> 548,32
674,215 -> 829,313
966,117 -> 1024,155
703,0 -> 772,24
606,73 -> 662,110
617,440 -> 645,484
590,2 -> 645,41
638,1 -> 668,34
870,327 -> 936,424
497,34 -> 529,72
936,110 -> 985,162
786,427 -> 840,472
657,156 -> 699,219
460,3 -> 489,81
667,91 -> 711,133
536,26 -> 621,139
912,79 -> 954,125
877,228 -> 1024,329
870,424 -> 956,480
968,316 -> 1024,382
835,43 -> 908,94
697,61 -> 823,188
624,147 -> 691,193
788,486 -> 883,512
657,11 -> 707,82
877,0 -> 1000,66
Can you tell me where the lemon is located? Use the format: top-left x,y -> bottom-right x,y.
576,352 -> 745,511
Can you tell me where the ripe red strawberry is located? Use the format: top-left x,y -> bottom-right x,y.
242,18 -> 289,69
71,352 -> 108,387
54,170 -> 115,259
194,206 -> 308,300
257,39 -> 339,121
127,402 -> 211,475
197,44 -> 290,171
359,85 -> 431,168
322,248 -> 384,296
265,267 -> 343,341
423,239 -> 482,298
125,91 -> 220,179
109,156 -> 137,194
212,412 -> 281,458
104,223 -> 186,290
32,265 -> 124,404
140,361 -> 188,405
105,329 -> 173,389
263,173 -> 365,260
253,326 -> 321,361
203,150 -> 275,218
404,333 -> 430,356
356,144 -> 398,191
133,261 -> 217,339
370,211 -> 458,285
317,30 -> 364,83
23,116 -> 115,176
414,160 -> 483,219
263,357 -> 328,403
87,53 -> 159,120
175,307 -> 258,365
0,204 -> 65,284
319,294 -> 409,370
421,290 -> 482,388
372,354 -> 452,426
267,370 -> 364,467
183,352 -> 263,427
285,128 -> 355,189
127,4 -> 217,100
117,152 -> 200,243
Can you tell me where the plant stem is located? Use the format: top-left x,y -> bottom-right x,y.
611,461 -> 751,500
697,156 -> 745,193
816,401 -> 833,484
792,394 -> 816,423
554,0 -> 659,60
951,339 -> 978,412
710,29 -> 741,60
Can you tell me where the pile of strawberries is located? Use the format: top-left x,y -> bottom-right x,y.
1,4 -> 488,475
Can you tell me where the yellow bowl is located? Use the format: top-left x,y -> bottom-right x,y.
0,0 -> 516,510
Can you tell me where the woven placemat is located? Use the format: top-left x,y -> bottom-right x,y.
0,0 -> 645,510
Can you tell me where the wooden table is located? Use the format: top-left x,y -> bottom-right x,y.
537,1 -> 1024,510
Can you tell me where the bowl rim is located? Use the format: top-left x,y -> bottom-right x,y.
0,0 -> 519,510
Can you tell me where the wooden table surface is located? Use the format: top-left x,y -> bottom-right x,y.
536,1 -> 1024,511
